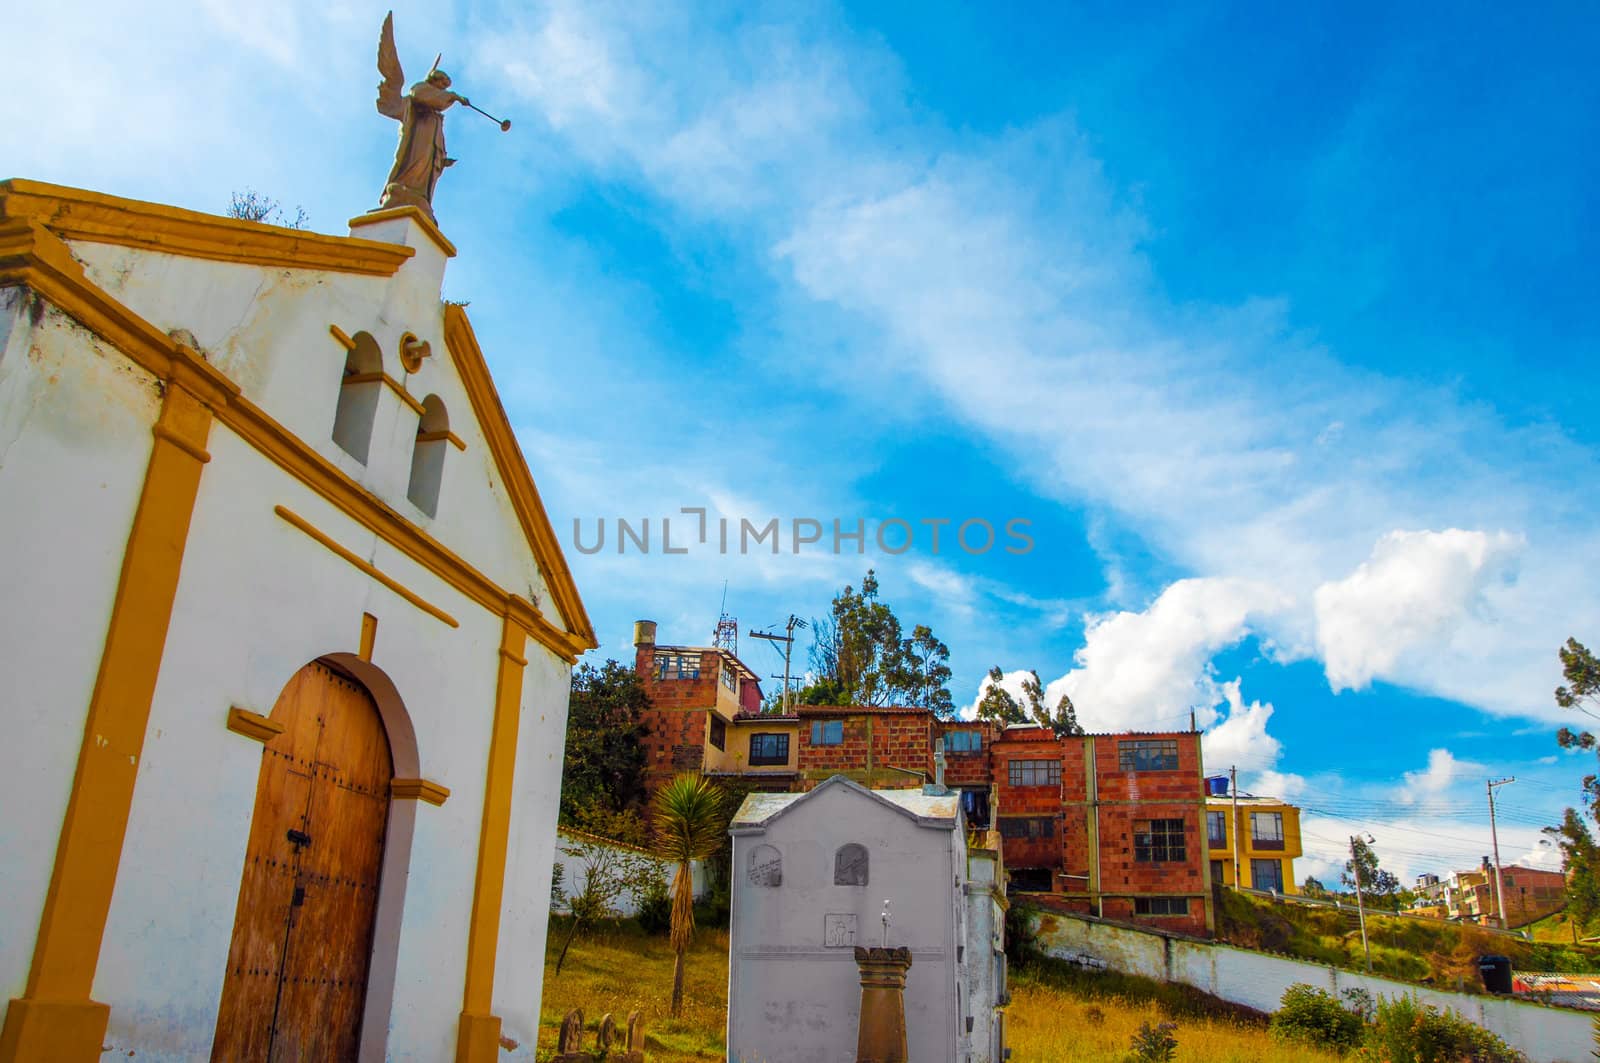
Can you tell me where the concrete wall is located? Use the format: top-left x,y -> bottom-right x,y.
728,786 -> 962,1063
1029,908 -> 1592,1063
551,830 -> 707,918
962,850 -> 1006,1063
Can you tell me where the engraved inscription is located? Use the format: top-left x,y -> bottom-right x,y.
824,913 -> 858,948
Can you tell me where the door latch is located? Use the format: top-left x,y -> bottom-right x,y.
286,829 -> 311,849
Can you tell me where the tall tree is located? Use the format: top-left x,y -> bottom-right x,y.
974,666 -> 1084,736
1556,639 -> 1600,812
652,774 -> 726,1017
1343,836 -> 1401,907
802,570 -> 956,715
560,660 -> 650,823
1543,808 -> 1600,938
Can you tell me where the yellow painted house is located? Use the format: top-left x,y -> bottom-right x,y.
1205,795 -> 1303,894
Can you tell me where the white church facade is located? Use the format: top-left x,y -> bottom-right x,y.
0,180 -> 595,1061
726,775 -> 1007,1063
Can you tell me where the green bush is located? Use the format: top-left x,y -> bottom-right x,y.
1271,984 -> 1364,1052
634,869 -> 670,935
1124,1020 -> 1177,1062
1353,995 -> 1525,1063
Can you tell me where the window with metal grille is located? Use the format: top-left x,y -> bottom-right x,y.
1250,858 -> 1284,892
1250,812 -> 1284,850
1007,759 -> 1061,787
1134,897 -> 1188,916
1207,810 -> 1228,848
1133,818 -> 1186,862
655,653 -> 700,680
945,729 -> 982,753
810,720 -> 843,746
748,732 -> 789,766
709,715 -> 726,751
1118,739 -> 1179,772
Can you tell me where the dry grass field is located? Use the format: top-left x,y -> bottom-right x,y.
535,917 -> 1334,1061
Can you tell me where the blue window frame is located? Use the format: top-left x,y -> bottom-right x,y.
945,730 -> 982,753
810,720 -> 843,745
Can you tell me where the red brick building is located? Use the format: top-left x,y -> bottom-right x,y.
627,622 -> 1213,936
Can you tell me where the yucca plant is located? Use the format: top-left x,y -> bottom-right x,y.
651,773 -> 726,1017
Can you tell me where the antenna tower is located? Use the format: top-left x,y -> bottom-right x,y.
713,581 -> 738,654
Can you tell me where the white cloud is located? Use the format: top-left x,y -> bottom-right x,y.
1315,529 -> 1524,692
1201,680 -> 1282,775
1397,748 -> 1474,807
1041,577 -> 1286,731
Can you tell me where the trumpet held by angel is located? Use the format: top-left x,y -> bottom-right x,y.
374,11 -> 509,219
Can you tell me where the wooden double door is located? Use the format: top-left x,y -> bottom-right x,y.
212,660 -> 394,1061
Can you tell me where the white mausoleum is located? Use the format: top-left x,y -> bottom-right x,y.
726,775 -> 1007,1063
0,180 -> 595,1062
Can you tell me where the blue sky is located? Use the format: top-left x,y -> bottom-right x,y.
8,1 -> 1597,884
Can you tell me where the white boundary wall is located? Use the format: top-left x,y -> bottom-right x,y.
551,830 -> 708,918
1028,909 -> 1592,1063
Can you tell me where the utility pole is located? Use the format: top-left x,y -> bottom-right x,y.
1350,834 -> 1373,973
750,615 -> 807,713
1487,776 -> 1515,929
1230,765 -> 1241,890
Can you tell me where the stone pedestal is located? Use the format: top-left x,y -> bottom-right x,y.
854,946 -> 912,1063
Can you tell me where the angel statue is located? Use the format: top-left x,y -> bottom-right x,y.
375,12 -> 469,219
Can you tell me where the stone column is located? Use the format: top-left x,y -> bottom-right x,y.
854,946 -> 913,1063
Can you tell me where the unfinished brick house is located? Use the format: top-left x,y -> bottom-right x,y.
631,620 -> 775,790
628,621 -> 1212,936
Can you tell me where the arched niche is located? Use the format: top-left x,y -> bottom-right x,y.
748,843 -> 782,888
406,393 -> 449,517
332,331 -> 384,464
834,843 -> 869,886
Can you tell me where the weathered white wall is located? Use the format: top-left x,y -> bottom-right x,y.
550,832 -> 708,919
0,292 -> 159,1003
70,236 -> 561,630
727,786 -> 962,1063
1029,908 -> 1592,1063
3,214 -> 579,1060
962,851 -> 1005,1063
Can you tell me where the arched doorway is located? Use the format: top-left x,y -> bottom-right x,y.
212,659 -> 394,1060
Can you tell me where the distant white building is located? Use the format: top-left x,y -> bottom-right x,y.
726,775 -> 1006,1063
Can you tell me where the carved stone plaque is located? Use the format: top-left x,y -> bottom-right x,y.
824,913 -> 858,948
748,843 -> 782,887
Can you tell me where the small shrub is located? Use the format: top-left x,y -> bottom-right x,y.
635,869 -> 671,935
1126,1020 -> 1178,1063
1271,984 -> 1363,1052
1083,1004 -> 1105,1026
1353,995 -> 1525,1063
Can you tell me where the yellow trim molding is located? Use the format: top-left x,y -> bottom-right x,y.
1,179 -> 413,277
0,201 -> 593,665
343,370 -> 427,417
329,323 -> 356,350
0,371 -> 217,1062
456,615 -> 527,1063
417,429 -> 467,452
275,505 -> 459,628
349,205 -> 458,258
443,305 -> 597,650
226,706 -> 285,744
359,612 -> 378,661
391,778 -> 451,806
